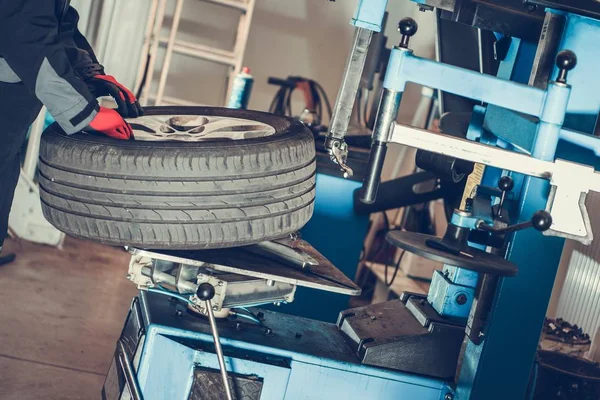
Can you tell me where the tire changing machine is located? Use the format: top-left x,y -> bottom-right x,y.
104,1 -> 600,399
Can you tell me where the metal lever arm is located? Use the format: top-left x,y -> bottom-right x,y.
476,210 -> 552,235
390,122 -> 600,244
196,283 -> 234,400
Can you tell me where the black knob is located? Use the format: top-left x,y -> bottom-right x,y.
498,176 -> 514,192
196,283 -> 215,301
555,50 -> 577,84
532,210 -> 553,232
398,18 -> 418,48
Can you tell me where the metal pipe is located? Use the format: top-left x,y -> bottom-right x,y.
117,340 -> 143,400
206,299 -> 234,400
385,51 -> 546,118
360,89 -> 402,204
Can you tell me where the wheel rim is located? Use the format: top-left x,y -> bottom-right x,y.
128,114 -> 277,142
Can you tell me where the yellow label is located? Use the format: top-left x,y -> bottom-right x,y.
460,163 -> 486,210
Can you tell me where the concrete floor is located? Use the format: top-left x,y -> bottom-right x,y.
0,237 -> 137,400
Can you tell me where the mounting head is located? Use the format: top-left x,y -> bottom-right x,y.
196,283 -> 216,301
555,50 -> 577,84
532,210 -> 553,232
398,17 -> 418,48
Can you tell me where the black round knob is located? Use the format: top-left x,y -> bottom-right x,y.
556,50 -> 577,71
555,50 -> 577,84
398,18 -> 418,48
532,210 -> 553,232
398,18 -> 418,36
196,283 -> 215,301
498,176 -> 514,192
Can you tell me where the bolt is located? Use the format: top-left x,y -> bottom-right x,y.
370,315 -> 377,321
295,332 -> 302,339
175,309 -> 183,318
218,281 -> 224,287
526,3 -> 537,12
456,294 -> 468,305
444,394 -> 454,400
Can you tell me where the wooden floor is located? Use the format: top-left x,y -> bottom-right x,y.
0,237 -> 137,400
0,237 -> 431,399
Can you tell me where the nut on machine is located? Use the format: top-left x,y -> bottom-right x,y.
105,1 -> 600,399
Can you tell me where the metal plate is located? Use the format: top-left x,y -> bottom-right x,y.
528,0 -> 600,19
128,114 -> 276,142
189,367 -> 263,400
386,231 -> 517,277
130,240 -> 361,296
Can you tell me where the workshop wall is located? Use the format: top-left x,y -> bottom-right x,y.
153,0 -> 435,121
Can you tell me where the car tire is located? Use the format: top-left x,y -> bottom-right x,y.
38,106 -> 316,249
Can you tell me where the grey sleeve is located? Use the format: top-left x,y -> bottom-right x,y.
0,0 -> 98,134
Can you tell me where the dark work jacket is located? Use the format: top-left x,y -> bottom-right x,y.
0,0 -> 102,134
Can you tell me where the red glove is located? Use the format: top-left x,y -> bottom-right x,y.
86,107 -> 132,140
87,75 -> 144,118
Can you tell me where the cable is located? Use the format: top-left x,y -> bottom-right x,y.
267,76 -> 333,124
313,81 -> 332,121
363,89 -> 370,126
147,287 -> 193,304
356,89 -> 363,126
359,212 -> 391,262
135,54 -> 151,100
231,307 -> 264,325
385,249 -> 406,287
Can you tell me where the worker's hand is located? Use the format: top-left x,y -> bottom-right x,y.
87,75 -> 144,118
86,107 -> 133,140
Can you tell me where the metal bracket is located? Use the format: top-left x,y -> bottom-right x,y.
390,122 -> 600,244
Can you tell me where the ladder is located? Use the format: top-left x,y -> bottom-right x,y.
137,0 -> 256,106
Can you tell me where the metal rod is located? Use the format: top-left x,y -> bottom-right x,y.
117,340 -> 143,400
360,89 -> 402,204
206,299 -> 234,400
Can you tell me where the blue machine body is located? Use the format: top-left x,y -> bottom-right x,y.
358,1 -> 600,398
108,2 -> 600,399
120,292 -> 450,400
273,173 -> 370,322
352,0 -> 388,31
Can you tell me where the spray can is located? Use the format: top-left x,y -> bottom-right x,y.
227,67 -> 254,109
